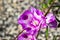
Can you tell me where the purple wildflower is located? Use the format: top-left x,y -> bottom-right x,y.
17,7 -> 57,40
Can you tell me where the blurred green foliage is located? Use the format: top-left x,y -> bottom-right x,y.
48,0 -> 53,4
42,3 -> 48,9
58,0 -> 60,2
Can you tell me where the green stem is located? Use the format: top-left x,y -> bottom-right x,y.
45,26 -> 49,40
53,35 -> 57,40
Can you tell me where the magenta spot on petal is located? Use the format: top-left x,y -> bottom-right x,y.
22,15 -> 28,20
26,27 -> 31,31
48,20 -> 57,28
36,10 -> 40,15
36,9 -> 43,16
22,33 -> 28,38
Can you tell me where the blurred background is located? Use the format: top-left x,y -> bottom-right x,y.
0,0 -> 60,40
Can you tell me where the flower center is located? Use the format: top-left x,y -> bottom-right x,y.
31,19 -> 38,26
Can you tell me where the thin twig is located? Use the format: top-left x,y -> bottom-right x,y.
14,30 -> 24,40
44,0 -> 56,16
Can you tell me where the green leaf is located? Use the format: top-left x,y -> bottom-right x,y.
42,3 -> 48,9
48,0 -> 53,4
